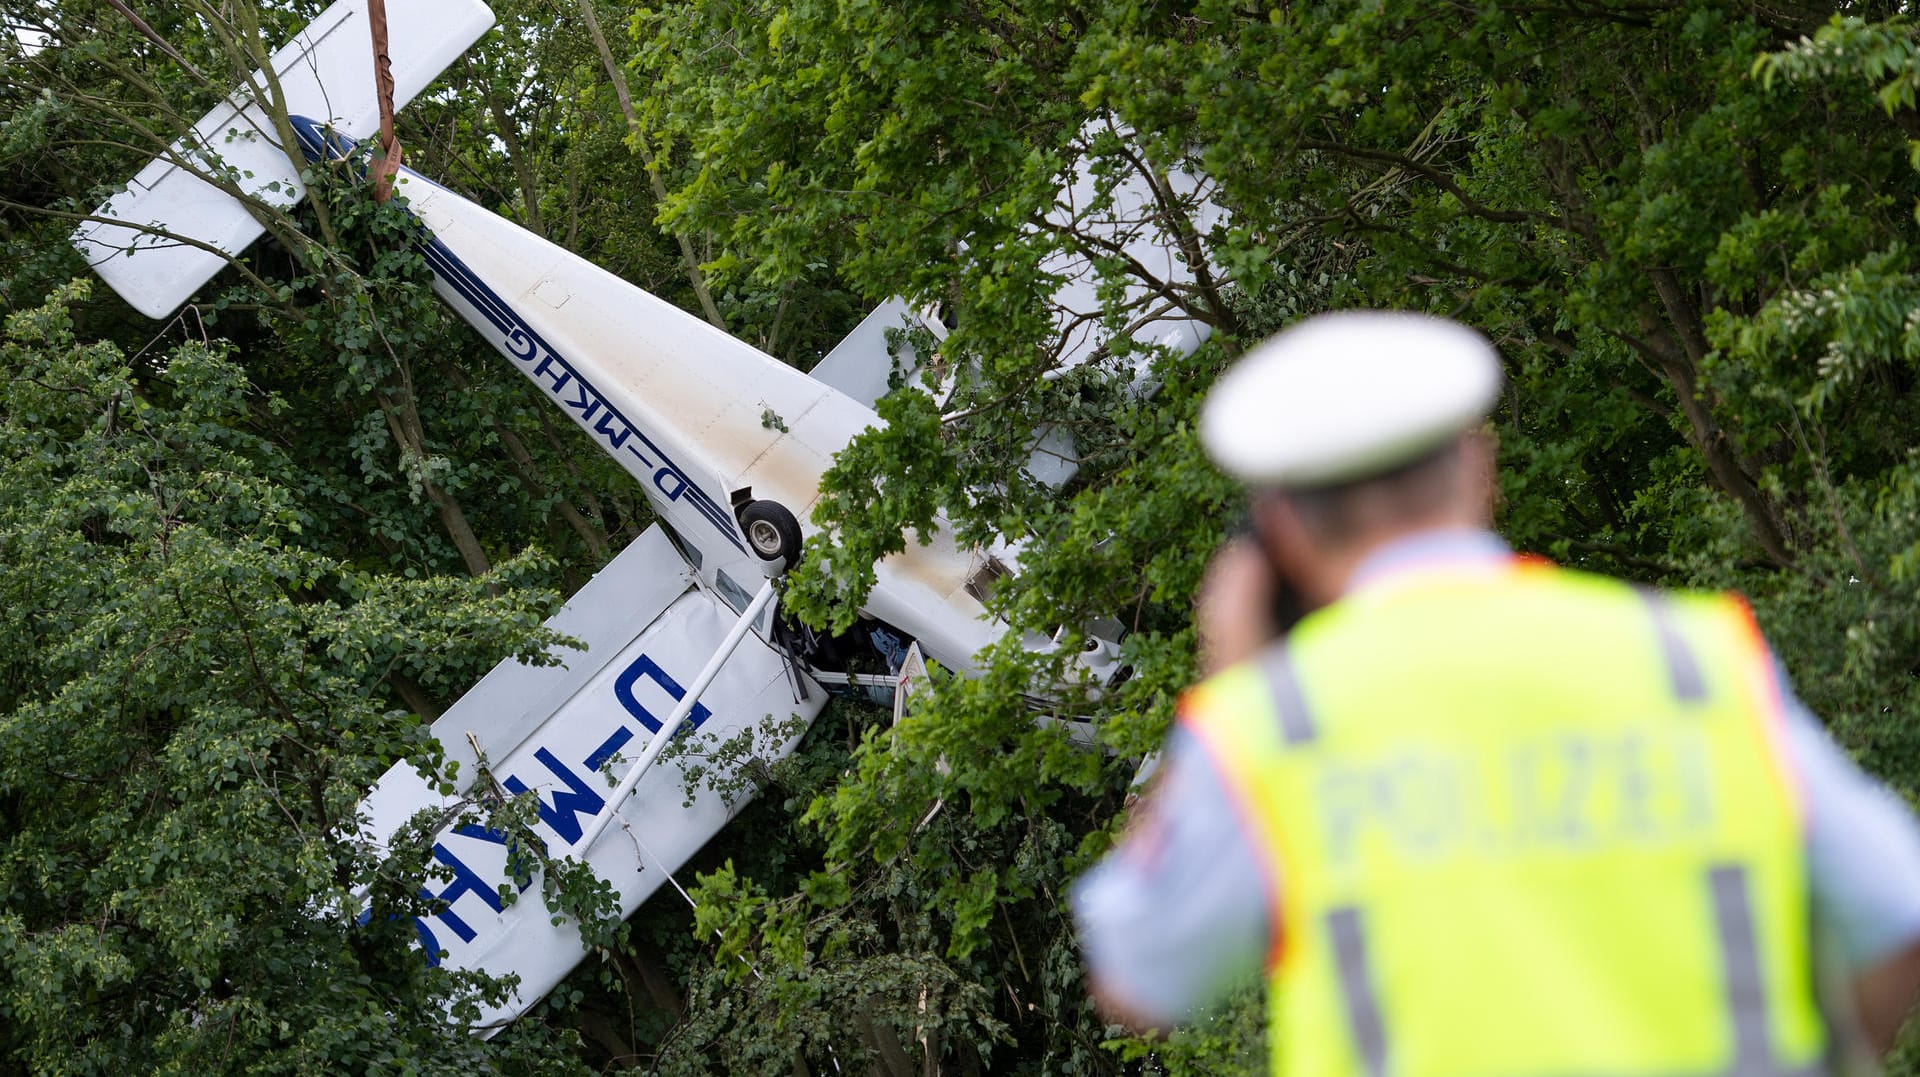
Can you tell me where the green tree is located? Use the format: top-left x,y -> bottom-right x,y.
0,282 -> 586,1072
13,0 -> 1920,1072
623,0 -> 1920,1072
0,2 -> 635,1068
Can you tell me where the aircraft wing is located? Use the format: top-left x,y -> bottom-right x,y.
355,524 -> 822,1030
70,0 -> 494,318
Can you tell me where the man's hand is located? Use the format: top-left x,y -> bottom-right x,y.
1855,938 -> 1920,1056
1089,975 -> 1172,1037
1196,537 -> 1282,675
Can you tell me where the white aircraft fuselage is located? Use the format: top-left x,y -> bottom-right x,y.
288,118 -> 1012,677
66,0 -> 1194,1030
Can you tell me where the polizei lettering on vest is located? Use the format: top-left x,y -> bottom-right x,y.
1315,724 -> 1717,872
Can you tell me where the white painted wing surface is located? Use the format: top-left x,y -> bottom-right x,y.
1041,138 -> 1224,378
70,0 -> 494,318
357,526 -> 823,1029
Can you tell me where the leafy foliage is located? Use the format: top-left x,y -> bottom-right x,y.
632,0 -> 1920,1072
0,283 -> 578,1073
8,0 -> 1920,1073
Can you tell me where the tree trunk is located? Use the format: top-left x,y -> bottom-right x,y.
376,391 -> 495,580
387,671 -> 441,720
618,941 -> 686,1022
538,408 -> 635,541
483,85 -> 545,238
574,0 -> 728,331
1633,277 -> 1794,566
496,421 -> 609,562
576,1006 -> 635,1065
443,365 -> 612,562
855,1000 -> 917,1077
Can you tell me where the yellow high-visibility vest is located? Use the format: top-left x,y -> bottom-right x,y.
1181,562 -> 1828,1077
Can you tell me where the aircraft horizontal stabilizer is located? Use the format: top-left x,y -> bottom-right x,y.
70,0 -> 494,318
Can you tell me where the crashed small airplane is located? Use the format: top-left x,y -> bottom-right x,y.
71,0 -> 1219,1030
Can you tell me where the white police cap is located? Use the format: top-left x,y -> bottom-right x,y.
1200,310 -> 1502,487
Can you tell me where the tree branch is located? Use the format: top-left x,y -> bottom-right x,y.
1300,137 -> 1570,231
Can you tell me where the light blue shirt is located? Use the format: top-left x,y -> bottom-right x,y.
1072,530 -> 1920,1026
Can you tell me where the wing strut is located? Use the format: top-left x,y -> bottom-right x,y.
567,576 -> 780,858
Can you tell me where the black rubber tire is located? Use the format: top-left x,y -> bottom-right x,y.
738,499 -> 803,572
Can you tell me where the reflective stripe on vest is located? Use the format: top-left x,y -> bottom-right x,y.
1180,566 -> 1827,1077
1319,867 -> 1823,1077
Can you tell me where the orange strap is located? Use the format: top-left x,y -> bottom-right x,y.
367,0 -> 402,202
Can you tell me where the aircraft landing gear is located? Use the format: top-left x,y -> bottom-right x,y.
738,499 -> 803,573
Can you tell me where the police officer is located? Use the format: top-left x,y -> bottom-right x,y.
1072,311 -> 1920,1075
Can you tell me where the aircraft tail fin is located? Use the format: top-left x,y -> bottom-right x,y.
807,298 -> 945,409
70,0 -> 493,319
